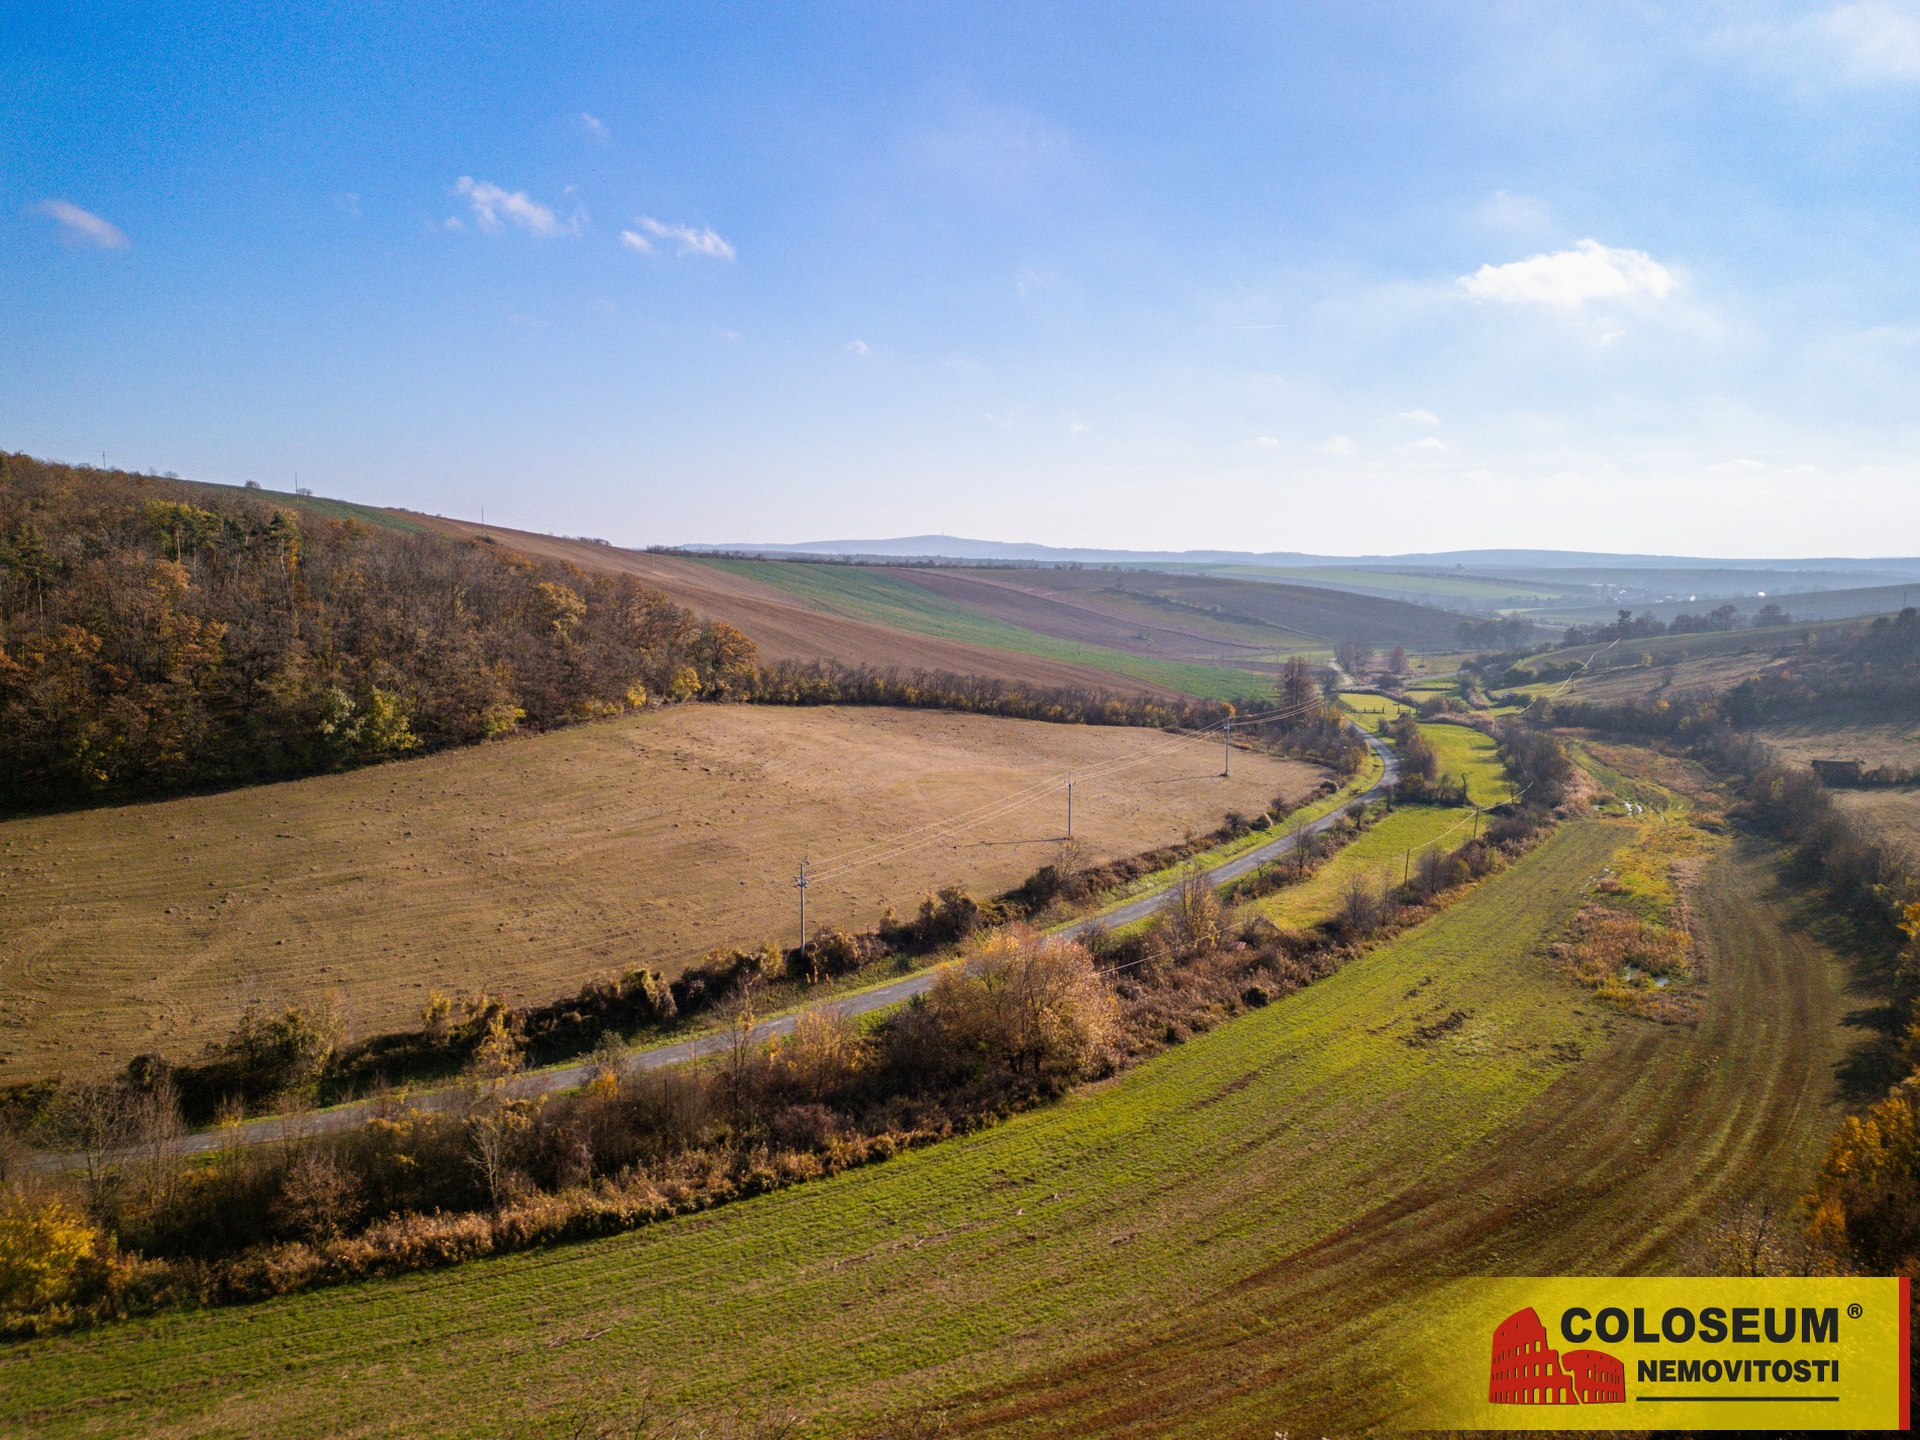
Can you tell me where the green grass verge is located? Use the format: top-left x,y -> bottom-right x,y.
1419,722 -> 1508,807
696,558 -> 1269,700
0,823 -> 1629,1439
1251,804 -> 1477,929
1339,690 -> 1413,720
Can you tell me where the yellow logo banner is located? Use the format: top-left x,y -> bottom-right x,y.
1392,1276 -> 1910,1430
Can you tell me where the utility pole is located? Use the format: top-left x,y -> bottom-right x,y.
795,858 -> 810,957
1223,716 -> 1232,778
1066,773 -> 1074,840
1471,807 -> 1480,843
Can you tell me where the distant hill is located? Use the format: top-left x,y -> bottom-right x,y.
689,536 -> 1920,578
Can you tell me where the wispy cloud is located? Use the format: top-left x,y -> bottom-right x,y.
333,192 -> 362,219
625,217 -> 735,260
1316,435 -> 1355,456
454,177 -> 573,236
580,112 -> 610,140
1727,2 -> 1920,85
845,339 -> 872,356
34,199 -> 128,249
1460,239 -> 1678,307
1475,189 -> 1551,233
1398,408 -> 1441,426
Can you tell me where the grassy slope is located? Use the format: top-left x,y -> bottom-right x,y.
1251,804 -> 1475,928
4,822 -> 1649,1438
1179,564 -> 1564,606
697,559 -> 1266,700
0,706 -> 1319,1083
1419,721 -> 1508,806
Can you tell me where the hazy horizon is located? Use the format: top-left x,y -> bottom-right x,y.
9,4 -> 1920,555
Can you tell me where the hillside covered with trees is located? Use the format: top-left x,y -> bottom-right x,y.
0,455 -> 758,809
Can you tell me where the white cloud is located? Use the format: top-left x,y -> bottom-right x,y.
619,229 -> 654,254
1252,435 -> 1280,448
454,177 -> 571,237
846,339 -> 871,356
1316,435 -> 1355,455
630,217 -> 735,260
1460,239 -> 1678,307
1730,2 -> 1920,85
1398,408 -> 1441,426
580,112 -> 610,140
1408,436 -> 1448,453
34,199 -> 128,249
1069,421 -> 1090,435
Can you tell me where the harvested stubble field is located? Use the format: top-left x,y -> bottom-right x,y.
1757,717 -> 1920,853
0,812 -> 1851,1437
0,705 -> 1319,1084
1528,649 -> 1787,703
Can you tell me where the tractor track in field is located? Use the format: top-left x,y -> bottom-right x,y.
944,834 -> 1849,1437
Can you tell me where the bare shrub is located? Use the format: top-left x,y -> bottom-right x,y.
1161,871 -> 1223,959
274,1151 -> 365,1243
1337,874 -> 1385,938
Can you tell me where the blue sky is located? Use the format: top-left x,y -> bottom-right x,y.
6,3 -> 1920,555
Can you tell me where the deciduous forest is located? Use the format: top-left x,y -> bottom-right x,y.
0,454 -> 758,809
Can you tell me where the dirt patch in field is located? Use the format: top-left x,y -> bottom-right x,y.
0,705 -> 1319,1083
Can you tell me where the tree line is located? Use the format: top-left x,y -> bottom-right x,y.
1559,601 -> 1792,648
0,454 -> 758,809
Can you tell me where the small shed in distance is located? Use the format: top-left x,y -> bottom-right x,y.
1811,759 -> 1865,787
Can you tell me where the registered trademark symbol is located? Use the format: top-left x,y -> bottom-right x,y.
1848,1303 -> 1864,1319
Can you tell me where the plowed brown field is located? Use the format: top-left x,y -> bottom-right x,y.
407,517 -> 1180,694
0,705 -> 1318,1083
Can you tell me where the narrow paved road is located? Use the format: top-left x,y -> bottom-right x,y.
93,725 -> 1398,1159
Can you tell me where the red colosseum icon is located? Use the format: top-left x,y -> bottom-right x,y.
1488,1307 -> 1624,1405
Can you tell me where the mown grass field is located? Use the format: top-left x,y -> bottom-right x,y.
1250,804 -> 1476,929
3,819 -> 1765,1439
0,706 -> 1318,1084
695,559 -> 1267,700
1336,690 -> 1412,720
1419,721 -> 1508,806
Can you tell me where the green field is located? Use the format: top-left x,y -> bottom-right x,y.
1338,690 -> 1412,720
1165,564 -> 1565,606
698,558 -> 1269,700
1420,721 -> 1508,806
1,823 -> 1638,1437
1252,804 -> 1477,928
